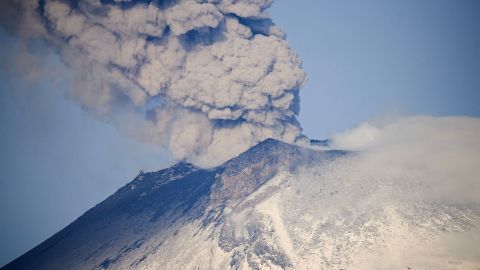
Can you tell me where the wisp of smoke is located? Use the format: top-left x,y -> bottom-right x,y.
331,116 -> 480,205
0,0 -> 307,167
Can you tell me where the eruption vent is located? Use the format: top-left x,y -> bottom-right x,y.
2,0 -> 307,167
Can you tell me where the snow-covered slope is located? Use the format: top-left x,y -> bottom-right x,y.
3,139 -> 479,270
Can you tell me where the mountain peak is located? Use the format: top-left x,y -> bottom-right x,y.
9,139 -> 473,270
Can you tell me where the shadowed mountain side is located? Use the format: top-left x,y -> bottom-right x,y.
2,162 -> 216,270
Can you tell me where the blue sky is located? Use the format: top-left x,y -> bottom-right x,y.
271,0 -> 480,138
1,0 -> 480,266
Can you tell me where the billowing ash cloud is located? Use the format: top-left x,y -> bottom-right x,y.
1,0 -> 307,167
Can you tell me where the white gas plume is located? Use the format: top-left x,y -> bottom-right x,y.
331,116 -> 480,205
0,0 -> 307,167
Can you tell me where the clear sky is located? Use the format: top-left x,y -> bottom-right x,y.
1,0 -> 480,266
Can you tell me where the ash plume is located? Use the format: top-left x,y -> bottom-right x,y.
1,0 -> 307,167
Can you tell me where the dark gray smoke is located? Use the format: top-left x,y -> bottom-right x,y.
1,0 -> 307,167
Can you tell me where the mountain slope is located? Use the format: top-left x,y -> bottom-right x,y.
3,139 -> 479,270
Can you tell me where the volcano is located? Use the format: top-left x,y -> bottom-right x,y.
3,139 -> 479,270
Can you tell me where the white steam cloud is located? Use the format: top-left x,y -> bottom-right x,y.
331,116 -> 480,205
1,0 -> 306,167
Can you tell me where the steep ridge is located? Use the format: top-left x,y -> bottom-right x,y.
211,138 -> 346,208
